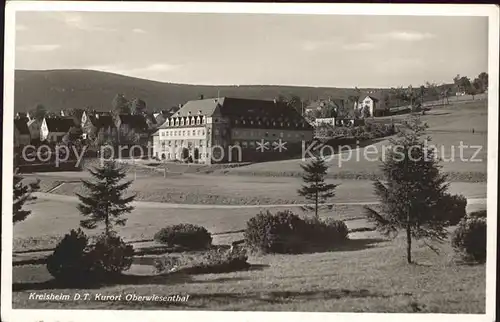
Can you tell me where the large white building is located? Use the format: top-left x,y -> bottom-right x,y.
153,97 -> 314,164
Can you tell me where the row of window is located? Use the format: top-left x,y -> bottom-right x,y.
161,129 -> 205,137
233,119 -> 306,128
233,130 -> 304,139
157,152 -> 209,160
163,117 -> 206,127
161,140 -> 206,147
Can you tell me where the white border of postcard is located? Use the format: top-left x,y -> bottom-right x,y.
2,2 -> 499,322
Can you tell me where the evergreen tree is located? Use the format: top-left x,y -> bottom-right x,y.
112,94 -> 130,114
13,169 -> 40,223
76,161 -> 136,237
298,155 -> 338,218
364,115 -> 451,263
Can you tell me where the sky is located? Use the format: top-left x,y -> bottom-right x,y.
15,11 -> 489,88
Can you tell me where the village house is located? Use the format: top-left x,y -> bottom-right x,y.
40,117 -> 75,142
114,114 -> 151,144
81,111 -> 114,140
356,95 -> 389,117
14,119 -> 31,147
153,97 -> 314,164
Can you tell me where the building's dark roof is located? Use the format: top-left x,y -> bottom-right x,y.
89,114 -> 114,128
176,97 -> 306,119
14,119 -> 30,135
118,114 -> 149,132
168,97 -> 313,131
45,118 -> 75,133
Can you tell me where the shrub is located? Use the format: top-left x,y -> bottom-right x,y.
244,210 -> 307,254
469,210 -> 487,218
154,224 -> 212,250
451,213 -> 486,263
244,210 -> 349,254
46,228 -> 90,284
439,193 -> 467,226
154,247 -> 249,274
303,217 -> 349,246
85,233 -> 134,280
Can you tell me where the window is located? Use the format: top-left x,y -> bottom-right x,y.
265,132 -> 269,137
235,120 -> 239,125
242,141 -> 248,148
201,130 -> 205,135
250,120 -> 254,125
272,133 -> 276,137
234,141 -> 240,146
182,130 -> 186,136
280,132 -> 284,138
234,130 -> 239,135
249,141 -> 256,148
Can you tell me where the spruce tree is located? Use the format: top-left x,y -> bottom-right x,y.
298,155 -> 338,218
76,161 -> 135,237
364,115 -> 450,263
13,169 -> 40,223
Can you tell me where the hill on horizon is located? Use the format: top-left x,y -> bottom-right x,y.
14,69 -> 387,113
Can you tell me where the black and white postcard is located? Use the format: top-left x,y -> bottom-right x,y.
2,2 -> 498,322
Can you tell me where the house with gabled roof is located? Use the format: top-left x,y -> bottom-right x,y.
356,95 -> 388,117
153,97 -> 314,163
81,111 -> 114,140
40,117 -> 75,142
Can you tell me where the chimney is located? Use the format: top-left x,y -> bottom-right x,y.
199,94 -> 204,100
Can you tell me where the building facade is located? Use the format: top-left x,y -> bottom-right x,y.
153,97 -> 314,164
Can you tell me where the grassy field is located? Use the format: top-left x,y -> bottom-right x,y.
13,194 -> 375,252
12,231 -> 485,312
30,174 -> 487,206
